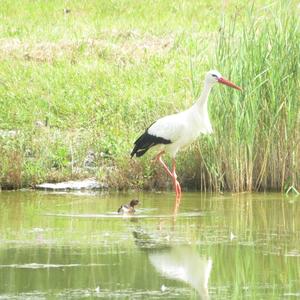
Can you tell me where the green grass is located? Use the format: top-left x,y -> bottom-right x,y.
0,0 -> 299,191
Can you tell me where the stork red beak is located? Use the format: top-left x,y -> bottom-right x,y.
218,77 -> 242,91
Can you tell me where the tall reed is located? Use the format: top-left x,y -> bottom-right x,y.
192,3 -> 299,192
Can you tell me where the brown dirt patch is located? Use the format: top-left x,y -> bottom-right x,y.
0,31 -> 174,63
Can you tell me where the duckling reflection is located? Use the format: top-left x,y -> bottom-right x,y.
133,229 -> 212,300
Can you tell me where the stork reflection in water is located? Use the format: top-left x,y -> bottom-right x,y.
133,228 -> 212,299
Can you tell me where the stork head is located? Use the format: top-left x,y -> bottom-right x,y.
206,70 -> 241,91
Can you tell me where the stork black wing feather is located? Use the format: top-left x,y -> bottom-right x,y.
131,129 -> 171,158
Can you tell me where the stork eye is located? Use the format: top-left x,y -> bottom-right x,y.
212,74 -> 218,78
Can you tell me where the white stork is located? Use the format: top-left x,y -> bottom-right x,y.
131,70 -> 241,197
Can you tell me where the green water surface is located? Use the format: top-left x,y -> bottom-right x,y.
0,191 -> 299,299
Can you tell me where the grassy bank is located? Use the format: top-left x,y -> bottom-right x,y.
0,0 -> 299,192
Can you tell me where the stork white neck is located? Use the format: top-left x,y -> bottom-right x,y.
194,81 -> 213,114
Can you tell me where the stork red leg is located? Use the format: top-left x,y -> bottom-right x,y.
156,151 -> 172,177
172,159 -> 181,197
156,152 -> 181,198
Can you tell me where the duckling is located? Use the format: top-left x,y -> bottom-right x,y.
117,199 -> 139,214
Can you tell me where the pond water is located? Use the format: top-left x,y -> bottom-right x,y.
0,191 -> 299,299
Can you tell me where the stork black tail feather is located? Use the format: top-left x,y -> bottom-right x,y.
131,131 -> 171,158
